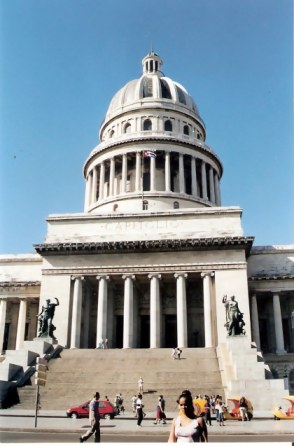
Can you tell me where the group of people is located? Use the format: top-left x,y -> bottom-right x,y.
97,338 -> 108,349
171,347 -> 183,360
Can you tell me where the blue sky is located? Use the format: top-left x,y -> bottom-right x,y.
0,0 -> 293,254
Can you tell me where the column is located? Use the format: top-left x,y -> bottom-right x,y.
122,275 -> 135,349
209,166 -> 216,203
92,166 -> 98,203
165,151 -> 171,191
179,153 -> 185,193
214,173 -> 221,206
109,158 -> 115,196
96,276 -> 109,348
201,272 -> 214,347
201,160 -> 207,200
135,152 -> 141,192
191,157 -> 198,196
150,155 -> 156,191
16,299 -> 27,350
250,294 -> 261,351
273,293 -> 286,354
84,173 -> 91,211
175,273 -> 188,348
121,154 -> 127,193
148,274 -> 161,348
99,163 -> 105,200
0,299 -> 7,352
70,277 -> 84,348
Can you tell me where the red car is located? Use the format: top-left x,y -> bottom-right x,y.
66,400 -> 118,419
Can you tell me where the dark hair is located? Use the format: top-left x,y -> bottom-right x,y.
94,392 -> 100,399
177,392 -> 196,419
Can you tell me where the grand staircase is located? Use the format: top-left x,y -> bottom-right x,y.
16,348 -> 224,412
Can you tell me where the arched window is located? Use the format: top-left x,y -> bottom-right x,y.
183,125 -> 189,135
164,120 -> 173,132
109,129 -> 115,138
173,201 -> 179,209
143,119 -> 152,131
143,200 -> 148,210
123,123 -> 131,134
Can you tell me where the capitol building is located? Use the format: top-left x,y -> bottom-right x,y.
0,52 -> 293,407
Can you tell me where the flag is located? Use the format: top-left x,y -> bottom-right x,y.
144,150 -> 156,158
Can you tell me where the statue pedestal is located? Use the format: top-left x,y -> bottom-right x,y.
33,337 -> 58,345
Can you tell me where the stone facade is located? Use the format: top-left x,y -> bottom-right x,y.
0,52 -> 293,397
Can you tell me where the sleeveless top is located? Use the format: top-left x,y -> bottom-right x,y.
174,416 -> 200,442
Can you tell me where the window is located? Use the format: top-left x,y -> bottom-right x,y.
123,123 -> 131,134
164,120 -> 173,132
143,200 -> 148,210
142,78 -> 153,97
109,129 -> 115,138
143,119 -> 152,131
176,86 -> 186,105
183,125 -> 189,136
160,79 -> 172,99
173,201 -> 179,209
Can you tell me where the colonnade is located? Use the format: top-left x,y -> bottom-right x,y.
70,272 -> 215,350
250,293 -> 289,354
0,298 -> 32,352
85,151 -> 221,209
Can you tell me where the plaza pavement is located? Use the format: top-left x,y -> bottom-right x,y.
0,409 -> 294,438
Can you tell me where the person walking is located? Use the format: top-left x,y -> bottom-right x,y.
138,376 -> 144,393
131,394 -> 137,416
136,394 -> 144,427
204,395 -> 212,426
215,398 -> 225,426
160,394 -> 167,424
239,396 -> 249,421
80,392 -> 101,443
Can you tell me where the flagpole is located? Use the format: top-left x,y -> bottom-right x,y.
141,151 -> 144,209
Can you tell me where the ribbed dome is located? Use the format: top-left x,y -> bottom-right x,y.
105,52 -> 202,121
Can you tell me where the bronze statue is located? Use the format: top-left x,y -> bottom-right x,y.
37,297 -> 59,339
222,295 -> 245,336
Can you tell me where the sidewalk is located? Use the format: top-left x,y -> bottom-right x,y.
0,410 -> 294,436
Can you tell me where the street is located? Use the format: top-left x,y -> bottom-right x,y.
0,431 -> 293,443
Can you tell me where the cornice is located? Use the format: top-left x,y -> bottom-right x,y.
0,281 -> 41,288
249,275 -> 294,281
34,236 -> 254,257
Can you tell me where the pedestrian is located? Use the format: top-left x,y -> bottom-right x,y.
154,396 -> 164,424
104,338 -> 108,348
105,395 -> 109,402
215,398 -> 225,426
171,347 -> 176,359
136,394 -> 144,427
239,396 -> 249,421
131,394 -> 137,416
138,376 -> 144,393
80,391 -> 101,443
168,391 -> 207,442
160,394 -> 167,424
204,396 -> 212,426
176,347 -> 182,360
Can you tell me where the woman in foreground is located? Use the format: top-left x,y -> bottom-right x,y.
168,392 -> 208,442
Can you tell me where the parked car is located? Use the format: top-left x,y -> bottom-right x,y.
224,396 -> 253,420
66,400 -> 118,419
273,396 -> 294,420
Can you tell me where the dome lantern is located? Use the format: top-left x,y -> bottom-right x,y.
142,51 -> 163,75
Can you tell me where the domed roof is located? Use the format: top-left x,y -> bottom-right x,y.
105,52 -> 202,122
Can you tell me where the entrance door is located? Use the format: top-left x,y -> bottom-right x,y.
140,316 -> 150,348
115,316 -> 123,348
164,315 -> 177,347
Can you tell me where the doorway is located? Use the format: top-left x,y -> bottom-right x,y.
140,315 -> 150,348
164,315 -> 177,347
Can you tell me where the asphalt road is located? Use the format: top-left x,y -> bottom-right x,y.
0,431 -> 293,443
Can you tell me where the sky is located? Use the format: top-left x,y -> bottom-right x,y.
0,0 -> 293,254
